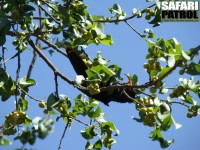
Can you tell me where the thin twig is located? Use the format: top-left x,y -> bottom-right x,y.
27,7 -> 42,79
18,86 -> 43,102
28,39 -> 74,85
15,52 -> 21,110
99,44 -> 200,92
137,89 -> 189,108
94,4 -> 156,23
123,90 -> 146,107
169,101 -> 189,108
1,52 -> 19,64
137,89 -> 153,97
41,0 -> 60,14
2,46 -> 6,69
58,122 -> 69,150
55,73 -> 59,99
27,50 -> 37,79
70,116 -> 91,127
35,35 -> 68,58
39,5 -> 60,24
125,20 -> 147,42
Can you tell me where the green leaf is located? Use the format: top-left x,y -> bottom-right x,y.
19,131 -> 31,144
0,137 -> 10,145
28,132 -> 36,145
2,126 -> 16,135
147,40 -> 155,49
73,94 -> 87,116
108,64 -> 122,79
18,77 -> 36,88
99,34 -> 113,46
88,105 -> 101,118
96,64 -> 116,78
185,63 -> 200,75
109,4 -> 122,15
81,126 -> 97,140
166,38 -> 181,54
0,11 -> 11,36
132,116 -> 143,123
132,74 -> 138,85
86,69 -> 101,81
95,113 -> 107,123
101,121 -> 119,136
22,5 -> 36,12
48,50 -> 54,56
18,97 -> 28,111
160,103 -> 171,114
103,136 -> 116,149
157,103 -> 171,122
160,115 -> 173,131
0,35 -> 6,46
0,68 -> 9,87
0,75 -> 13,101
87,65 -> 115,83
150,129 -> 174,148
158,67 -> 171,78
96,52 -> 109,65
151,129 -> 163,140
185,95 -> 195,104
85,142 -> 93,150
159,138 -> 174,149
148,33 -> 156,38
24,116 -> 32,126
47,93 -> 58,111
156,38 -> 166,51
93,139 -> 103,149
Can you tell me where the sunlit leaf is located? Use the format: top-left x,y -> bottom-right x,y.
81,126 -> 97,140
167,54 -> 175,67
88,105 -> 101,118
182,50 -> 191,61
158,67 -> 171,78
171,116 -> 182,129
19,77 -> 36,88
74,75 -> 85,86
0,137 -> 10,145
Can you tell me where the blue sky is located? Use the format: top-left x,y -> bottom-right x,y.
1,0 -> 200,150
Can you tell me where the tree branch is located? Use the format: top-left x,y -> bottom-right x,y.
35,35 -> 68,58
69,116 -> 91,127
54,73 -> 59,99
38,5 -> 60,24
28,39 -> 74,85
1,51 -> 19,65
58,122 -> 69,150
41,0 -> 60,14
99,44 -> 200,92
18,85 -> 43,102
125,20 -> 147,42
15,52 -> 21,110
94,4 -> 156,23
1,46 -> 6,69
27,45 -> 37,79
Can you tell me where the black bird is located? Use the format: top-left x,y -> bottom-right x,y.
66,48 -> 135,105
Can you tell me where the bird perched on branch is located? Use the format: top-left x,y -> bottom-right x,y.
66,48 -> 136,105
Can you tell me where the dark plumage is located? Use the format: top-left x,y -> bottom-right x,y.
66,48 -> 135,105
